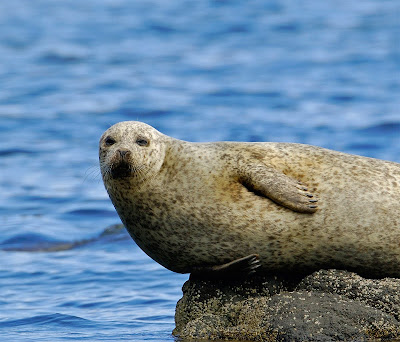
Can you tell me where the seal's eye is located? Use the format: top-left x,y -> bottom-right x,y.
105,137 -> 116,146
136,138 -> 149,147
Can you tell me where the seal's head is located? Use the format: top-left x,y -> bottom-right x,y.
99,121 -> 166,187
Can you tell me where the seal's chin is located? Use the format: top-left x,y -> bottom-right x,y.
111,161 -> 132,179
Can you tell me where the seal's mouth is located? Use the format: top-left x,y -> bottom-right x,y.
111,161 -> 132,179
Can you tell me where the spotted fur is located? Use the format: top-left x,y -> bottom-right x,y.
99,121 -> 400,278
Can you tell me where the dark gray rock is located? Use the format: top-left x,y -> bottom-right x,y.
298,269 -> 400,321
173,270 -> 400,341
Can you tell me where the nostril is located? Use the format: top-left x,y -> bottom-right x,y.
118,150 -> 130,158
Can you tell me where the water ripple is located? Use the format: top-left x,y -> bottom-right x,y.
0,313 -> 96,328
1,225 -> 128,252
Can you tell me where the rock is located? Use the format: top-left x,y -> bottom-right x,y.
298,269 -> 400,321
173,270 -> 400,341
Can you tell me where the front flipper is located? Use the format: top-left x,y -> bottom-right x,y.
191,254 -> 260,280
240,164 -> 318,213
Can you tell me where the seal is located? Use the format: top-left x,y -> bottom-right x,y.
99,121 -> 400,278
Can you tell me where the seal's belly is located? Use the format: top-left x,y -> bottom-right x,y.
121,164 -> 400,276
121,184 -> 315,273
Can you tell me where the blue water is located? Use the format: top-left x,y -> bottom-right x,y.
1,0 -> 399,341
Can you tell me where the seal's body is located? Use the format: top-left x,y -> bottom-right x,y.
100,121 -> 400,278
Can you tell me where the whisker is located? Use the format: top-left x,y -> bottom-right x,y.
83,165 -> 102,183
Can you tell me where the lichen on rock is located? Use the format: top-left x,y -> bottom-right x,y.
174,270 -> 400,341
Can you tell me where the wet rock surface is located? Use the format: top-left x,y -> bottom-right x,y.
174,270 -> 400,341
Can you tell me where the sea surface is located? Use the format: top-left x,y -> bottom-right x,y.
0,0 -> 399,341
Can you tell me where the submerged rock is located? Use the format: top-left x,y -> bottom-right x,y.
173,270 -> 400,341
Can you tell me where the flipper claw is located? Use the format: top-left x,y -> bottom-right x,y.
190,254 -> 260,280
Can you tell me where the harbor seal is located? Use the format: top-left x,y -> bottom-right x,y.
99,121 -> 400,278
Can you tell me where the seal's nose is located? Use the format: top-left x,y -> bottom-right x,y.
118,149 -> 130,159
